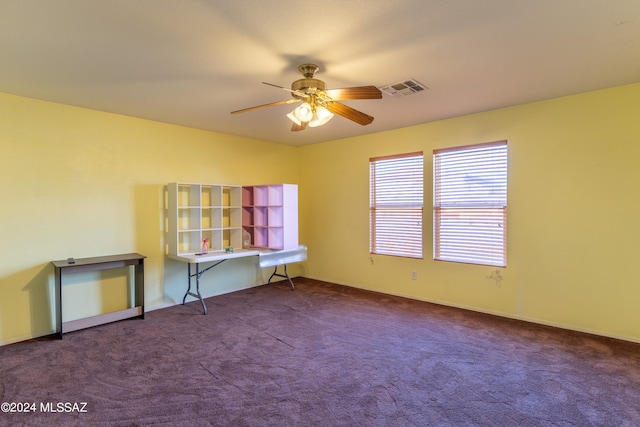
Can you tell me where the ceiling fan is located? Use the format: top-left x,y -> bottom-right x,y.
230,64 -> 382,132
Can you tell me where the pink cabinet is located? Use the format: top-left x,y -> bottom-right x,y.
242,184 -> 298,250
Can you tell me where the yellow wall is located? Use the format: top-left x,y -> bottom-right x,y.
2,82 -> 640,346
299,82 -> 640,343
0,92 -> 299,345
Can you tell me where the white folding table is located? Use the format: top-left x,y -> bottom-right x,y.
169,245 -> 307,314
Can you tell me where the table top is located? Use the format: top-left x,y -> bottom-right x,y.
168,246 -> 307,265
168,249 -> 261,264
52,252 -> 146,268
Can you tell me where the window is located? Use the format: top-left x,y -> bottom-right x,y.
433,141 -> 507,266
370,152 -> 424,258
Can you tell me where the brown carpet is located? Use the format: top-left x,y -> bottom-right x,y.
1,278 -> 639,426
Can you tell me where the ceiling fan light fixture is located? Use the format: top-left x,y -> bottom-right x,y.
308,106 -> 334,127
286,110 -> 302,125
292,102 -> 313,122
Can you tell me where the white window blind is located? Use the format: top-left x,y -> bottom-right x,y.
370,152 -> 424,258
433,141 -> 507,266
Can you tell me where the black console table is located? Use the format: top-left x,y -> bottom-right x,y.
52,253 -> 146,338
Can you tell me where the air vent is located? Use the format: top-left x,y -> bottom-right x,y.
379,78 -> 428,97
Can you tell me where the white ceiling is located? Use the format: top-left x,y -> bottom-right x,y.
1,1 -> 639,146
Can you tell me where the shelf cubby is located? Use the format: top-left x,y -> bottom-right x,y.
178,208 -> 200,231
242,207 -> 254,226
178,184 -> 200,207
253,227 -> 269,248
254,186 -> 269,206
268,227 -> 284,250
254,207 -> 268,227
242,187 -> 254,206
268,206 -> 284,227
178,230 -> 201,254
268,185 -> 284,206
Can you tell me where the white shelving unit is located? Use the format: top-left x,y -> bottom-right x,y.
167,182 -> 302,311
242,184 -> 298,250
167,183 -> 243,256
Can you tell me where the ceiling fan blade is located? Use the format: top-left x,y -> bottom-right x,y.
326,101 -> 375,126
230,98 -> 300,114
325,86 -> 382,100
262,82 -> 308,98
291,121 -> 307,132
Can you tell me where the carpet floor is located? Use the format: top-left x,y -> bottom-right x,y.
1,278 -> 639,426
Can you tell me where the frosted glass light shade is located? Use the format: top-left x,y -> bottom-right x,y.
293,103 -> 313,122
287,111 -> 302,125
308,106 -> 334,127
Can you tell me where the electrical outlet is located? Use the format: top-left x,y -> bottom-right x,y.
411,271 -> 417,280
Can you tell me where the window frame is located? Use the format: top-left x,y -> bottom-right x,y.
433,141 -> 507,267
369,152 -> 424,259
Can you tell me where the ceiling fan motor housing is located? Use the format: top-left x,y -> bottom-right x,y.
291,63 -> 326,98
291,78 -> 326,98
